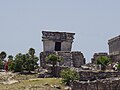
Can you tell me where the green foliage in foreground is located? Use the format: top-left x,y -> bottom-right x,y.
97,56 -> 110,70
60,68 -> 80,85
117,64 -> 120,71
46,54 -> 63,77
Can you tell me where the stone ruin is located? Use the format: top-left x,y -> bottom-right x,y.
40,31 -> 85,68
39,31 -> 120,90
73,35 -> 120,90
108,35 -> 120,63
91,53 -> 109,64
91,35 -> 120,64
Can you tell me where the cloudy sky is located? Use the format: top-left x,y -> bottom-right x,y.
0,0 -> 120,62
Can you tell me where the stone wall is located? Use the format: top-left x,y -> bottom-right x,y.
108,35 -> 120,63
72,52 -> 85,67
108,35 -> 120,54
91,53 -> 108,64
78,71 -> 120,81
72,77 -> 120,90
40,51 -> 85,68
42,31 -> 75,52
110,53 -> 120,63
72,70 -> 120,90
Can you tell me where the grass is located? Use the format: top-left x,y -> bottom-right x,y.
0,73 -> 65,90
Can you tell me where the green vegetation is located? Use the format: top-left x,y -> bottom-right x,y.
0,60 -> 4,69
60,68 -> 80,85
0,51 -> 7,61
46,54 -> 63,77
97,56 -> 110,70
10,48 -> 39,73
117,63 -> 120,71
0,48 -> 39,73
0,51 -> 7,69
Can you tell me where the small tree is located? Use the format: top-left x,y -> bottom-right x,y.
60,68 -> 80,85
26,48 -> 38,73
0,51 -> 7,69
0,60 -> 4,69
28,48 -> 35,57
0,51 -> 7,61
97,56 -> 110,70
8,55 -> 15,71
8,55 -> 13,61
14,53 -> 24,72
46,54 -> 62,77
23,53 -> 38,73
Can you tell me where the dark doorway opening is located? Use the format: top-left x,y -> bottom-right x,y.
55,42 -> 61,51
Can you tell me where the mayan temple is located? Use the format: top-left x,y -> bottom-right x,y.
40,31 -> 85,68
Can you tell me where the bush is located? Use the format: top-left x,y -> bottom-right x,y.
60,68 -> 80,85
0,60 -> 4,69
117,64 -> 120,71
97,56 -> 110,70
8,61 -> 15,71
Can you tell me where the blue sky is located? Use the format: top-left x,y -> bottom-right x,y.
0,0 -> 120,62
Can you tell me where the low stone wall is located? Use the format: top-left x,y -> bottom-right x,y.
78,71 -> 120,81
72,77 -> 120,90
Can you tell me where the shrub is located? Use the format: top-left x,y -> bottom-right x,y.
8,61 -> 15,71
117,64 -> 120,71
46,54 -> 63,77
97,56 -> 110,70
0,60 -> 4,69
60,68 -> 80,85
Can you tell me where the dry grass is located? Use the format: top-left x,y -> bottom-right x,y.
0,73 -> 65,90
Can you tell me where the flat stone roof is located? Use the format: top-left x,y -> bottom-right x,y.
42,31 -> 75,35
42,31 -> 75,41
108,35 -> 120,43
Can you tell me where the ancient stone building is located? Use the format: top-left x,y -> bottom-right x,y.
42,31 -> 75,51
108,35 -> 120,62
40,31 -> 85,68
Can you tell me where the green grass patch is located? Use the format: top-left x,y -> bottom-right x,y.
0,78 -> 65,90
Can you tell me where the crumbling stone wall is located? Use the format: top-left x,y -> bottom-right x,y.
108,35 -> 120,62
110,53 -> 120,63
71,70 -> 120,90
91,53 -> 108,64
72,77 -> 120,90
72,52 -> 85,67
108,35 -> 120,54
40,51 -> 85,68
78,71 -> 120,81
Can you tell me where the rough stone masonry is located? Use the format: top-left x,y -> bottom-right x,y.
40,31 -> 85,68
108,35 -> 120,63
